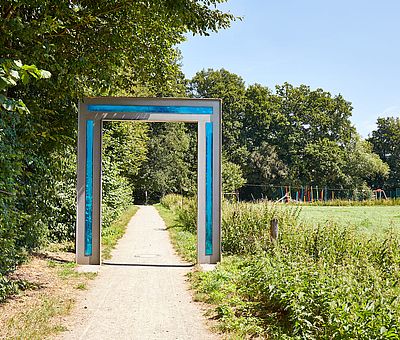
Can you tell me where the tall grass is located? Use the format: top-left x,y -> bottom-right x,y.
161,194 -> 197,233
222,201 -> 300,254
161,194 -> 400,339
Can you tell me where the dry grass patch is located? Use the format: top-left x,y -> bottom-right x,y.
0,250 -> 95,340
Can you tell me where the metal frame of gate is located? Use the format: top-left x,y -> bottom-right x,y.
76,97 -> 222,265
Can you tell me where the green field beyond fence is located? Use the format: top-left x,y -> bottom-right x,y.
298,205 -> 400,233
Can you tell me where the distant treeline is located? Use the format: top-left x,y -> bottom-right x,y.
188,69 -> 399,201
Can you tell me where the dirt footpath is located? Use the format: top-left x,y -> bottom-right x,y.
59,206 -> 218,340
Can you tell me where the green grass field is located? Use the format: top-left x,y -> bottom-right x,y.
298,205 -> 400,233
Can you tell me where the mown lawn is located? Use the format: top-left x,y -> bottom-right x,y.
298,205 -> 400,232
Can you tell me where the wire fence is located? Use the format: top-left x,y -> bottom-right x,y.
224,184 -> 400,202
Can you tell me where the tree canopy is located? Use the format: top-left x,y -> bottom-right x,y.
188,68 -> 390,197
369,117 -> 400,189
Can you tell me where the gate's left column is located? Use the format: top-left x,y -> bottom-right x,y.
76,106 -> 102,265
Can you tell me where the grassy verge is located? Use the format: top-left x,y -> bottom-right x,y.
154,203 -> 196,263
0,205 -> 138,339
0,254 -> 96,339
189,256 -> 264,338
102,205 -> 139,259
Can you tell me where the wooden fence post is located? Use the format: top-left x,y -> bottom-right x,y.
270,218 -> 279,243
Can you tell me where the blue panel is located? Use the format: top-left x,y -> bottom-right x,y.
85,120 -> 94,256
205,122 -> 213,255
87,104 -> 213,115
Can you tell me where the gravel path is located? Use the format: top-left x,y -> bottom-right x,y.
59,206 -> 218,340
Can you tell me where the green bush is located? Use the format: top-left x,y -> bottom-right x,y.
161,194 -> 197,234
160,194 -> 184,211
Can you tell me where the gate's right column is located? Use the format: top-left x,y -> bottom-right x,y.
197,100 -> 221,265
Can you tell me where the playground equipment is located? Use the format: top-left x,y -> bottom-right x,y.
373,189 -> 387,200
276,185 -> 330,203
76,97 -> 222,265
241,183 -> 400,202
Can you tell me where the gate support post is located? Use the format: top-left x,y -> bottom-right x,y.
76,109 -> 102,265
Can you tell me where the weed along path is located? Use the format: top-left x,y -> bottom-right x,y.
59,206 -> 217,340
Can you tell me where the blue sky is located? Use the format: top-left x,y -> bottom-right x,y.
179,0 -> 400,137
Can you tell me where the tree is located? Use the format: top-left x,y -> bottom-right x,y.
134,123 -> 196,202
102,121 -> 149,227
0,1 -> 236,243
189,70 -> 384,191
248,142 -> 287,185
303,138 -> 347,187
222,157 -> 246,193
343,134 -> 389,190
369,117 -> 400,189
1,1 -> 234,92
268,83 -> 355,186
188,69 -> 248,164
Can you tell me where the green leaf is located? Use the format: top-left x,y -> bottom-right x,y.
2,100 -> 15,111
0,77 -> 8,91
21,72 -> 30,85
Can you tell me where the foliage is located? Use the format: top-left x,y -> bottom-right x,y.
102,122 -> 148,227
161,194 -> 198,234
0,59 -> 51,299
248,142 -> 288,186
369,117 -> 400,189
166,199 -> 400,339
188,69 -> 390,197
135,123 -> 196,202
1,1 -> 234,95
189,68 -> 248,164
221,201 -> 300,255
345,133 -> 390,189
160,194 -> 185,211
222,156 -> 246,193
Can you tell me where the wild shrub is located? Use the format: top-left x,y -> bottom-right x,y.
182,198 -> 400,338
160,194 -> 184,211
175,197 -> 197,233
161,194 -> 197,233
222,201 -> 300,254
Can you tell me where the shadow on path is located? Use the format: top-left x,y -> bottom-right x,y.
102,262 -> 194,268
